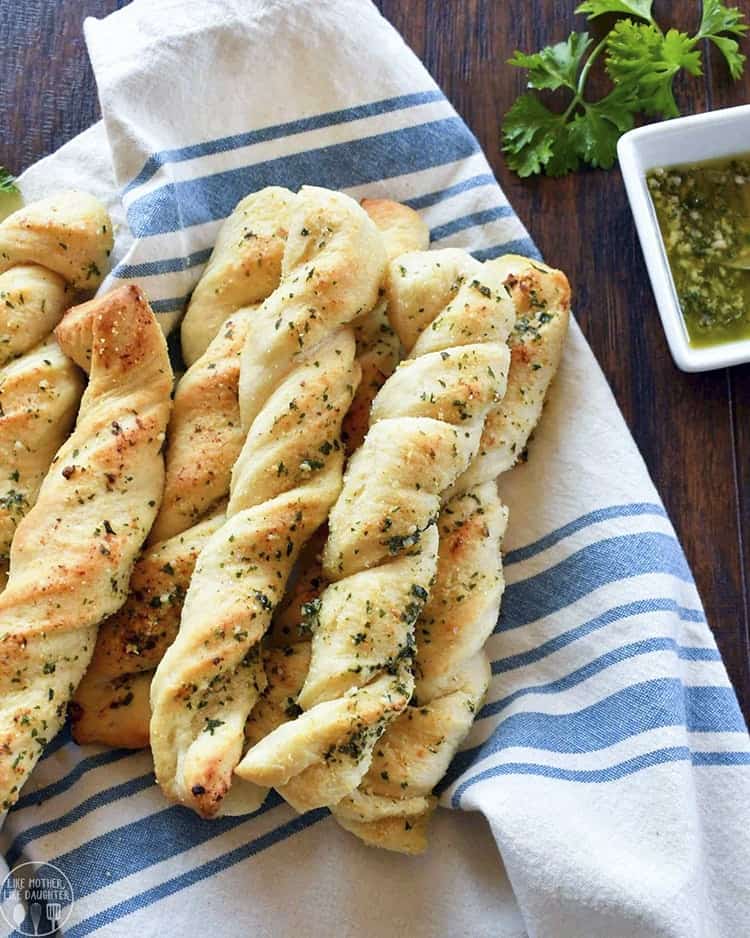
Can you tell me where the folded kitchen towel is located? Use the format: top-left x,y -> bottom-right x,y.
3,1 -> 750,936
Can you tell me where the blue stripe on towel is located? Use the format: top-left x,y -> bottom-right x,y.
429,205 -> 515,242
13,748 -> 137,811
499,532 -> 693,631
492,599 -> 706,674
126,117 -> 480,236
404,173 -> 496,210
38,723 -> 73,762
5,773 -> 156,870
481,637 -> 722,719
123,90 -> 445,194
504,503 -> 667,566
47,794 -> 284,902
450,747 -> 750,806
692,751 -> 750,766
150,296 -> 190,314
446,680 -> 745,803
63,807 -> 329,938
478,680 -> 742,755
473,238 -> 542,261
113,248 -> 213,279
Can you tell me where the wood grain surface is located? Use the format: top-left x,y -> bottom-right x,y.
1,0 -> 748,717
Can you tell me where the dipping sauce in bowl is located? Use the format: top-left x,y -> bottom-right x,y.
647,155 -> 750,348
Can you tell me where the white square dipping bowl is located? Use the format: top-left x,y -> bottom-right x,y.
618,105 -> 750,372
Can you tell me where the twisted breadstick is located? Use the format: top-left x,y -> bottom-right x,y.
150,187 -> 385,817
72,191 -> 297,742
0,192 -> 113,564
333,255 -> 571,852
333,484 -> 506,852
236,249 -> 515,812
236,200 -> 429,771
0,285 -> 172,809
70,312 -> 251,745
181,186 -> 294,366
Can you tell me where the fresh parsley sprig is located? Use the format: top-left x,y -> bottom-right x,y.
502,0 -> 748,177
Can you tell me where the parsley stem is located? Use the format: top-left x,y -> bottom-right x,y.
561,34 -> 609,121
577,34 -> 609,94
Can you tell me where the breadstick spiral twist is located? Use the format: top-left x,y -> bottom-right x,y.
150,187 -> 385,817
72,191 -> 298,743
0,285 -> 172,810
235,249 -> 515,812
180,186 -> 294,366
235,200 -> 429,793
334,255 -> 571,852
71,311 -> 253,746
0,192 -> 113,564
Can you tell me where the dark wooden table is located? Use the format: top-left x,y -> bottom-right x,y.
1,0 -> 748,718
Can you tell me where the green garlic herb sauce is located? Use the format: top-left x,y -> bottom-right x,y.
647,155 -> 750,348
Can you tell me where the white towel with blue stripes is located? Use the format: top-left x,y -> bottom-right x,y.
2,1 -> 749,936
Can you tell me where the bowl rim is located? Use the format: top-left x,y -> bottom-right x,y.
617,105 -> 750,372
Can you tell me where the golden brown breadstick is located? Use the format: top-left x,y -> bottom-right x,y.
0,285 -> 171,810
334,256 -> 571,852
150,187 -> 385,818
69,309 -> 249,744
72,190 -> 297,742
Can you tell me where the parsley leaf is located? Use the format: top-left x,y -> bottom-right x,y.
574,0 -> 654,22
697,0 -> 748,78
502,95 -> 567,177
0,168 -> 17,195
568,85 -> 638,168
699,0 -> 748,38
606,22 -> 702,118
509,32 -> 593,91
545,124 -> 582,177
